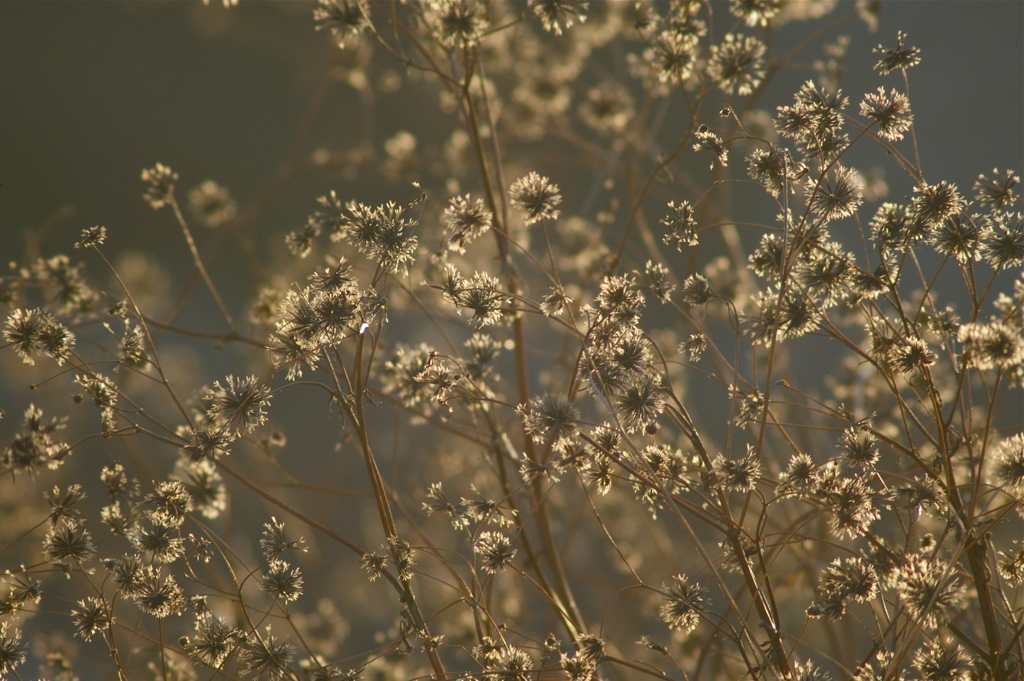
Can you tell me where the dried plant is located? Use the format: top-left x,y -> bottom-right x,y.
2,3 -> 1022,681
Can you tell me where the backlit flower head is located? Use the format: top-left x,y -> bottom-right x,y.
509,172 -> 562,225
708,33 -> 766,95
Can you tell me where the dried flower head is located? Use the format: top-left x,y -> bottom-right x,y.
958,321 -> 1024,371
707,33 -> 766,95
509,172 -> 562,225
529,0 -> 588,35
426,0 -> 487,47
141,163 -> 178,209
860,87 -> 913,141
873,30 -> 921,75
658,574 -> 707,635
187,180 -> 237,228
74,225 -> 108,249
205,375 -> 272,435
443,194 -> 492,253
973,168 -> 1021,210
314,0 -> 370,47
992,433 -> 1024,494
661,200 -> 700,249
474,531 -> 517,574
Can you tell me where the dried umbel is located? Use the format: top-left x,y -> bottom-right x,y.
2,6 -> 1021,681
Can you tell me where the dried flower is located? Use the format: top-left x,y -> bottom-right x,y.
529,0 -> 588,35
443,194 -> 492,253
474,531 -> 517,574
141,163 -> 178,209
873,30 -> 921,75
74,225 -> 108,249
205,375 -> 272,435
188,180 -> 237,228
509,172 -> 562,225
658,574 -> 707,635
261,560 -> 304,602
860,87 -> 913,141
707,33 -> 765,95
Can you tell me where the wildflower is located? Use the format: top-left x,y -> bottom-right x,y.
797,246 -> 853,303
520,392 -> 580,451
187,180 -> 237,228
692,125 -> 728,169
929,213 -> 980,263
652,30 -> 699,83
134,567 -> 185,618
579,81 -> 634,134
509,172 -> 562,225
973,168 -> 1021,209
46,483 -> 86,527
529,0 -> 588,35
141,163 -> 178,209
910,181 -> 964,232
807,557 -> 878,620
747,145 -> 788,196
261,560 -> 304,602
285,219 -> 320,258
748,233 -> 784,279
808,164 -> 863,221
873,30 -> 921,75
658,574 -> 707,635
260,517 -> 307,561
870,201 -> 916,249
182,615 -> 239,668
993,433 -> 1024,493
912,640 -> 971,681
337,199 -> 419,275
426,0 -> 486,46
958,321 -> 1024,371
681,333 -> 707,362
841,426 -> 879,467
859,87 -> 913,141
641,261 -> 674,303
423,482 -> 471,530
146,480 -> 193,525
72,597 -> 110,641
890,336 -> 936,375
707,33 -> 765,95
714,446 -> 761,493
730,0 -> 781,27
43,521 -> 95,565
474,531 -> 517,574
186,426 -> 235,461
614,374 -> 664,434
443,194 -> 492,253
824,475 -> 879,539
314,0 -> 370,47
132,519 -> 184,563
457,271 -> 506,327
241,626 -> 296,679
360,552 -> 387,581
661,200 -> 700,249
996,544 -> 1024,586
205,375 -> 272,435
781,452 -> 817,491
981,211 -> 1024,269
75,225 -> 108,248
0,622 -> 26,676
594,274 -> 645,325
179,458 -> 227,518
107,554 -> 146,597
895,558 -> 964,629
4,308 -> 75,366
680,274 -> 712,306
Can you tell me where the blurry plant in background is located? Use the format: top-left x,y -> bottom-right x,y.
2,2 -> 1023,680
